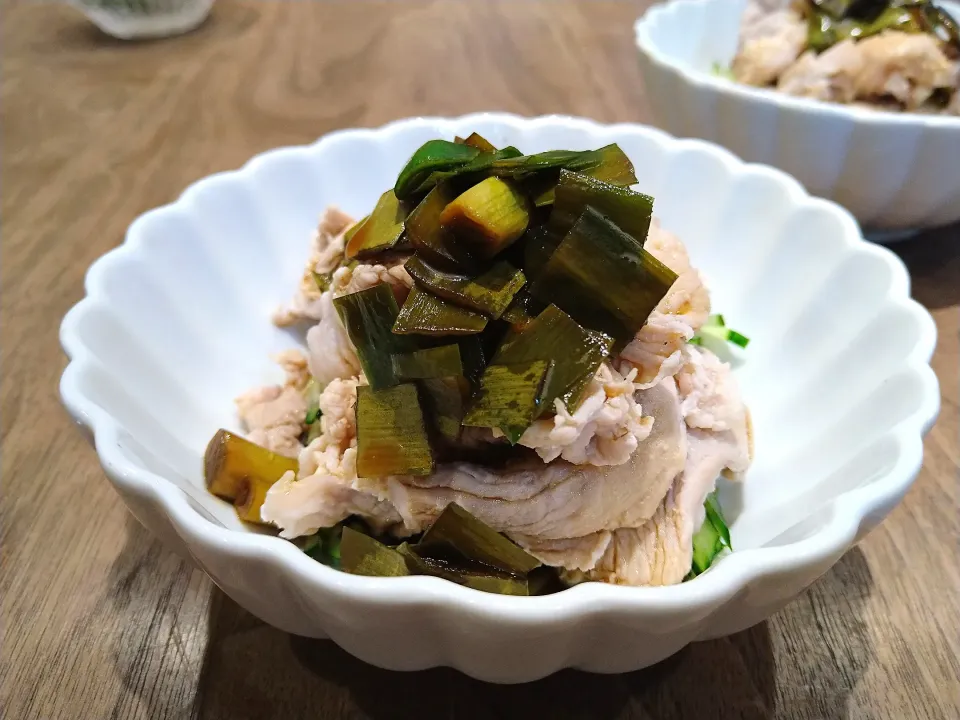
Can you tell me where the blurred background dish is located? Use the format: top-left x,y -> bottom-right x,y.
635,0 -> 960,234
68,0 -> 214,40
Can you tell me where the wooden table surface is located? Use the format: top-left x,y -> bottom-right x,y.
2,1 -> 958,718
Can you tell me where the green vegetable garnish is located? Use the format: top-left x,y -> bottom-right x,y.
439,177 -> 531,259
298,525 -> 344,568
690,314 -> 750,349
303,378 -> 321,425
488,144 -> 633,183
355,384 -> 434,478
530,144 -> 638,206
394,140 -> 481,200
393,286 -> 489,336
710,62 -> 735,80
526,170 -> 655,278
344,190 -> 406,260
549,170 -> 653,243
397,543 -> 529,596
404,255 -> 526,319
459,132 -> 498,153
494,304 -> 612,415
804,1 -> 954,53
500,290 -> 540,331
688,493 -> 733,577
457,336 -> 487,383
418,375 -> 470,443
530,207 -> 677,348
406,183 -> 477,270
417,503 -> 541,575
340,527 -> 411,577
462,359 -> 553,443
422,146 -> 526,189
392,344 -> 463,380
333,283 -> 411,390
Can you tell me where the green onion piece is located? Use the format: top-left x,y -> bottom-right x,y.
690,512 -> 722,576
460,132 -> 498,153
531,144 -> 639,206
692,314 -> 750,349
344,191 -> 406,260
417,503 -> 541,575
333,283 -> 411,390
530,207 -> 677,348
500,290 -> 539,331
549,169 -> 654,247
340,527 -> 411,577
488,144 -> 631,181
393,286 -> 488,336
689,492 -> 733,576
494,304 -> 613,414
439,177 -> 530,259
711,62 -> 735,80
418,375 -> 470,443
529,169 -> 654,280
392,344 -> 463,380
405,184 -> 477,270
396,543 -> 529,596
405,255 -> 526,319
526,566 -> 568,595
298,525 -> 347,567
303,378 -> 321,424
342,215 -> 369,251
355,384 -> 434,478
462,360 -> 553,443
417,146 -> 524,192
705,493 -> 731,548
457,336 -> 487,384
807,5 -> 923,53
394,140 -> 481,200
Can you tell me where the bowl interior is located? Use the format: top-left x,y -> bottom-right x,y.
66,118 -> 930,562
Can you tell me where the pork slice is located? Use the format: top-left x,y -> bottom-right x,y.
851,31 -> 957,109
732,8 -> 807,87
273,207 -> 356,327
235,384 -> 306,458
512,363 -> 653,466
260,376 -> 406,536
777,41 -> 863,103
524,425 -> 748,586
360,379 -> 687,540
618,220 -> 710,387
305,291 -> 362,386
331,260 -> 413,303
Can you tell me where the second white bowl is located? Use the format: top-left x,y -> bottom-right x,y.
635,0 -> 960,232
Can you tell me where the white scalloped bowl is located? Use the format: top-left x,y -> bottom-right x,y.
59,114 -> 938,682
635,0 -> 960,233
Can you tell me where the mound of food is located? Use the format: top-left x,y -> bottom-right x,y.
729,0 -> 960,114
204,133 -> 752,595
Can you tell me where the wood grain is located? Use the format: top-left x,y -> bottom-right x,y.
1,1 -> 958,718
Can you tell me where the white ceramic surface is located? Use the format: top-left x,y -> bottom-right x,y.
60,114 -> 939,683
635,0 -> 960,232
